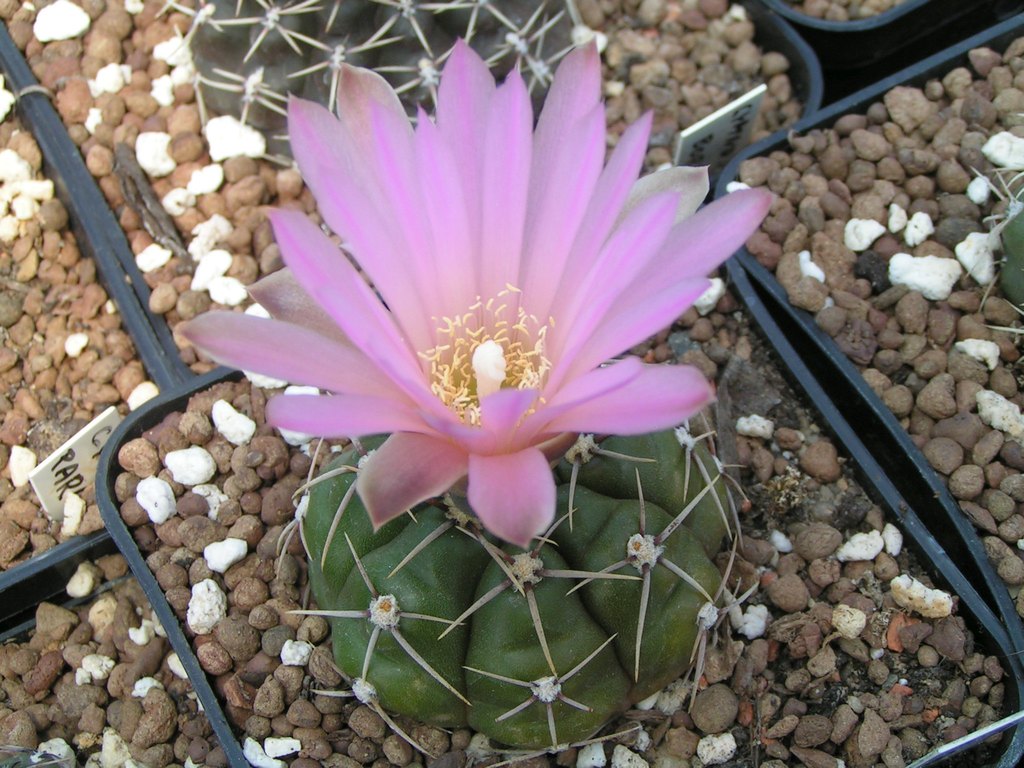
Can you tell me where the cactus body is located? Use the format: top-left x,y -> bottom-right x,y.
1001,207 -> 1024,308
302,428 -> 732,750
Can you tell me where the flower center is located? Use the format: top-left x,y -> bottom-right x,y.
419,286 -> 551,425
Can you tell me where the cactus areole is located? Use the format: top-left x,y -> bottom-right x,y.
302,428 -> 732,750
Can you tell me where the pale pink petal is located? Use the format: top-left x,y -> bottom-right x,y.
414,110 -> 475,310
543,365 -> 713,436
619,165 -> 709,225
247,269 -> 345,341
533,43 -> 601,149
468,448 -> 556,547
479,68 -> 533,298
266,393 -> 427,437
479,388 -> 539,448
435,41 -> 495,258
357,433 -> 469,527
332,63 -> 409,145
520,105 -> 606,316
179,312 -> 404,398
268,209 -> 448,419
550,112 -> 652,309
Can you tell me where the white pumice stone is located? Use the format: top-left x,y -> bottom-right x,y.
0,149 -> 31,182
9,445 -> 36,487
64,332 -> 89,358
135,243 -> 172,273
576,742 -> 607,768
694,277 -> 725,316
212,399 -> 256,445
170,61 -> 195,87
34,0 -> 91,41
153,34 -> 192,67
128,381 -> 160,410
836,530 -> 885,562
280,639 -> 314,666
167,652 -> 188,679
187,164 -> 224,195
136,476 -> 176,524
204,115 -> 267,161
610,745 -> 648,768
12,195 -> 39,220
60,491 -> 85,537
844,218 -> 886,251
66,562 -> 101,598
189,214 -> 233,258
882,523 -> 903,557
191,248 -> 232,291
0,217 -> 19,242
832,604 -> 867,639
955,339 -> 1001,370
264,738 -> 302,758
161,187 -> 195,216
208,275 -> 249,306
730,603 -> 769,639
725,180 -> 750,192
243,738 -> 286,768
194,483 -> 229,520
165,445 -> 217,485
128,619 -> 155,646
99,729 -> 134,767
967,176 -> 992,205
150,74 -> 174,107
15,179 -> 54,201
88,62 -> 131,97
634,730 -> 651,752
888,253 -> 962,300
736,414 -> 774,439
769,529 -> 792,553
135,132 -> 176,178
888,203 -> 908,233
955,231 -> 997,285
983,131 -> 1024,169
798,250 -> 825,282
890,574 -> 953,618
187,579 -> 226,634
204,537 -> 248,573
88,594 -> 117,635
696,733 -> 737,765
151,611 -> 167,638
0,76 -> 12,123
37,739 -> 75,764
903,211 -> 935,247
132,677 -> 164,698
978,390 -> 1024,445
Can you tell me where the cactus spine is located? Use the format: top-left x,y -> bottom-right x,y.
299,424 -> 736,750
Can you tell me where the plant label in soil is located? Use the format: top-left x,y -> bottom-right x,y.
674,84 -> 767,174
29,406 -> 122,521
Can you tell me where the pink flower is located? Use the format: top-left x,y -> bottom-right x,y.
180,41 -> 771,546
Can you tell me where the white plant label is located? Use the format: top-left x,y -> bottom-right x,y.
29,406 -> 122,520
673,84 -> 767,173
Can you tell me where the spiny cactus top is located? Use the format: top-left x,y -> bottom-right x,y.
180,40 -> 772,546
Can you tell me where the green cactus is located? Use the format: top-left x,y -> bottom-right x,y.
299,425 -> 735,751
999,202 -> 1024,308
170,0 -> 576,136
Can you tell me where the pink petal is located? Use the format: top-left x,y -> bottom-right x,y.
267,209 -> 446,419
479,68 -> 533,298
247,269 -> 345,341
435,41 -> 495,258
266,393 -> 426,437
357,433 -> 469,528
468,448 -> 556,547
620,165 -> 709,225
178,312 -> 404,398
479,387 -> 539,449
332,63 -> 409,144
543,365 -> 714,436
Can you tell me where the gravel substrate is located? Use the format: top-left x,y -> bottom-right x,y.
778,0 -> 907,21
0,0 -> 806,374
736,37 -> 1024,619
0,111 -> 153,569
0,554 -> 202,765
109,299 -> 1010,767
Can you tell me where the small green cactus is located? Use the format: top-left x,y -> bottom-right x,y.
999,203 -> 1024,308
299,425 -> 735,751
170,0 -> 576,135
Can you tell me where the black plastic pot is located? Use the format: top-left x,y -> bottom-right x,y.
0,22 -> 195,636
757,0 -> 1024,100
97,362 -> 1024,764
716,11 -> 1024,679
